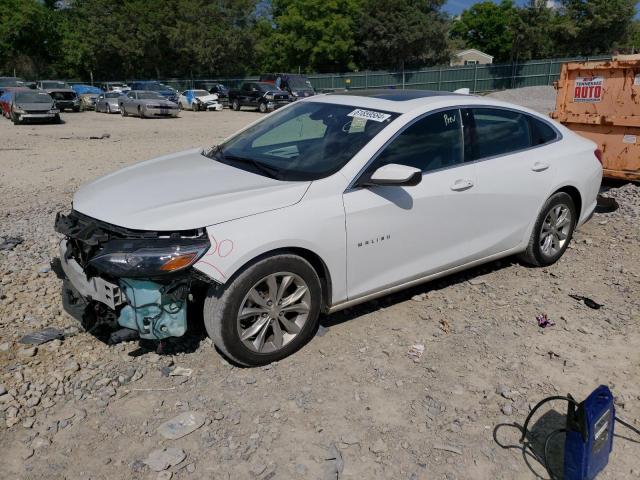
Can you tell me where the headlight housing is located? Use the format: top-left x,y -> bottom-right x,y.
13,106 -> 25,114
265,94 -> 274,101
49,108 -> 60,114
88,237 -> 210,277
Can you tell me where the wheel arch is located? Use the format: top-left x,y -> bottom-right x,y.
553,184 -> 582,219
207,247 -> 333,313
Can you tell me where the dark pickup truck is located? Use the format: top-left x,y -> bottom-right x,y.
228,82 -> 291,113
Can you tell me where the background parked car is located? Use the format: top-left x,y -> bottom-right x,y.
260,73 -> 316,99
128,81 -> 179,102
0,87 -> 30,118
71,84 -> 104,111
100,82 -> 130,93
207,83 -> 229,107
178,89 -> 223,111
228,82 -> 291,113
9,90 -> 60,125
0,77 -> 26,95
37,80 -> 80,112
95,92 -> 123,113
119,90 -> 179,118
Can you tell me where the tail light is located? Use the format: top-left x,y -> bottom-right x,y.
594,148 -> 603,165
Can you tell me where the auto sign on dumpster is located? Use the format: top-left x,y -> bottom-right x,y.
551,55 -> 640,181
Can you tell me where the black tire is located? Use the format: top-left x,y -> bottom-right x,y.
232,99 -> 240,111
73,106 -> 80,112
106,104 -> 111,114
203,254 -> 322,367
11,112 -> 20,125
138,106 -> 144,118
258,101 -> 268,113
192,101 -> 199,112
520,192 -> 577,267
120,105 -> 127,116
53,115 -> 62,124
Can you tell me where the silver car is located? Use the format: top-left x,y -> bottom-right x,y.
95,92 -> 122,113
119,90 -> 179,118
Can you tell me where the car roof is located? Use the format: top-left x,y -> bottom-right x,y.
306,89 -> 546,116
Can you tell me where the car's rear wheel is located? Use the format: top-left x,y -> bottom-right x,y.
520,192 -> 577,267
232,99 -> 240,111
204,255 -> 322,366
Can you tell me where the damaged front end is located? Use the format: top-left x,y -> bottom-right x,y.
54,210 -> 211,340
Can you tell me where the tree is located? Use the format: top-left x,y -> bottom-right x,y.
510,2 -> 558,61
258,0 -> 362,73
356,0 -> 451,70
556,0 -> 637,55
451,1 -> 518,63
0,0 -> 58,77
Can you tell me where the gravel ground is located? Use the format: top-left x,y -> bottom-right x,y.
1,102 -> 639,480
488,86 -> 558,114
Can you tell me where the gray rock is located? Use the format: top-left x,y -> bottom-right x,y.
502,404 -> 513,416
0,384 -> 7,396
144,447 -> 186,472
157,472 -> 173,480
18,346 -> 37,358
157,411 -> 206,440
370,438 -> 388,454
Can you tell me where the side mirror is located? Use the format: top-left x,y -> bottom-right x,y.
363,164 -> 422,187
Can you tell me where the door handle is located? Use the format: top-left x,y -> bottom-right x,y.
532,161 -> 550,172
450,179 -> 474,191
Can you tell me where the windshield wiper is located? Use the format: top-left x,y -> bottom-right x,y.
204,146 -> 281,180
223,154 -> 282,180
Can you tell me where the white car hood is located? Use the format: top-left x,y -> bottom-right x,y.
198,94 -> 219,103
73,148 -> 310,231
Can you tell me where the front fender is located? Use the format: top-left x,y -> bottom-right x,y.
192,195 -> 347,305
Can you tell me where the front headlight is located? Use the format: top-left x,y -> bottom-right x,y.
265,94 -> 274,101
13,106 -> 25,114
49,108 -> 60,114
88,237 -> 210,277
292,91 -> 299,97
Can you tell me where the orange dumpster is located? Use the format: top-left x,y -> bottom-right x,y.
551,56 -> 640,181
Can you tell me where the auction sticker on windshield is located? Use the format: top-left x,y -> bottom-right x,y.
573,77 -> 604,102
348,108 -> 391,122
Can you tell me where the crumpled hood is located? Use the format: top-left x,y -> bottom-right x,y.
196,94 -> 219,103
73,148 -> 311,231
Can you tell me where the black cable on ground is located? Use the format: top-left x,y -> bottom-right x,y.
616,417 -> 640,437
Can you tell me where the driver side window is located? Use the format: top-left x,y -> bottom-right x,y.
373,109 -> 463,173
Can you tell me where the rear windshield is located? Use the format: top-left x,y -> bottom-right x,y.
41,81 -> 70,89
16,92 -> 52,103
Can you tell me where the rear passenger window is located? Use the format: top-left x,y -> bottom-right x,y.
469,108 -> 531,160
529,117 -> 558,145
374,109 -> 463,173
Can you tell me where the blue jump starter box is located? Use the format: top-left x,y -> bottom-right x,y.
563,385 -> 615,480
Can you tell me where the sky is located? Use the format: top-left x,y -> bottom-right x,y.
444,1 -> 532,16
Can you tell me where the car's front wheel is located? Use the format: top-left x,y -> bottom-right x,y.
120,105 -> 127,116
204,255 -> 322,366
232,99 -> 240,111
520,192 -> 577,267
258,101 -> 268,113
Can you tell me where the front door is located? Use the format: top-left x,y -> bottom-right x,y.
343,109 -> 485,299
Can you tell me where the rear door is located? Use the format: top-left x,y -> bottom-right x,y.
464,107 -> 558,255
343,109 -> 486,299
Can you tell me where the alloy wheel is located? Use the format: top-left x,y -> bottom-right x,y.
236,272 -> 311,354
539,204 -> 572,257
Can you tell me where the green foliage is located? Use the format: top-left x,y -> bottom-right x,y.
357,0 -> 451,69
0,0 -> 58,77
556,0 -> 637,55
451,1 -> 517,62
1,0 -> 638,81
258,0 -> 362,73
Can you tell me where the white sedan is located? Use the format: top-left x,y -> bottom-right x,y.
55,90 -> 602,366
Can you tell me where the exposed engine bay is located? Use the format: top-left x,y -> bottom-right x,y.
54,210 -> 212,340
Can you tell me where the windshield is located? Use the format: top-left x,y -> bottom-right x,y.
0,78 -> 24,87
105,92 -> 121,98
206,101 -> 398,181
140,82 -> 164,91
16,92 -> 52,103
256,83 -> 277,92
41,81 -> 70,89
287,77 -> 313,90
138,92 -> 165,100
